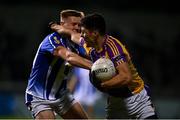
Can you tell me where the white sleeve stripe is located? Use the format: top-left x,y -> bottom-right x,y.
49,35 -> 56,49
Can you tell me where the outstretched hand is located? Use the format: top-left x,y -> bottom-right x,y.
48,21 -> 72,39
48,21 -> 81,45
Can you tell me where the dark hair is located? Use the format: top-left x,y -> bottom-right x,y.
60,9 -> 84,19
81,13 -> 106,35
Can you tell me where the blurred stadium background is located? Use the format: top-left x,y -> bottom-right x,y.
0,0 -> 180,119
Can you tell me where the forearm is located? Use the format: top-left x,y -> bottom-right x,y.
66,51 -> 92,70
101,74 -> 131,88
71,33 -> 81,45
50,23 -> 81,45
101,63 -> 132,88
55,27 -> 72,39
57,30 -> 81,45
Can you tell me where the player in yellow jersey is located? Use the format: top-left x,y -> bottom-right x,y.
50,13 -> 158,119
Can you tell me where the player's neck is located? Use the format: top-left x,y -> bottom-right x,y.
95,35 -> 106,51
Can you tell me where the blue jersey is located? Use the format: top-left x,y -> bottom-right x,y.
25,32 -> 85,103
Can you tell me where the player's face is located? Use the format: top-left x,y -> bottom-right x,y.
61,16 -> 81,33
81,26 -> 97,47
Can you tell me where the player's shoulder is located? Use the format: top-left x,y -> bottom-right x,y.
106,35 -> 127,51
42,32 -> 61,44
39,32 -> 63,50
106,35 -> 122,46
48,32 -> 61,41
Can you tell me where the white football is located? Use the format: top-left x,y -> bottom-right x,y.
91,58 -> 116,81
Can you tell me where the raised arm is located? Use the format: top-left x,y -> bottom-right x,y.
50,22 -> 82,45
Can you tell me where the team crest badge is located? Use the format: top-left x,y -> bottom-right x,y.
53,36 -> 60,44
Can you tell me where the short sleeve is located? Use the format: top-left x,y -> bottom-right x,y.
106,37 -> 130,67
40,33 -> 63,54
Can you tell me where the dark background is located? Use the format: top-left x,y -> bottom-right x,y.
0,0 -> 180,118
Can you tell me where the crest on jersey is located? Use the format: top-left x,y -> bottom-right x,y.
53,36 -> 60,44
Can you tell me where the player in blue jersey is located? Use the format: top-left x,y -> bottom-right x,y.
25,10 -> 93,119
51,13 -> 158,119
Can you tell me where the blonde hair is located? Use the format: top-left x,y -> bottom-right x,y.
60,9 -> 84,22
